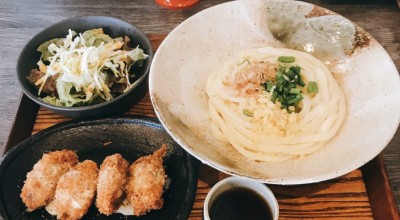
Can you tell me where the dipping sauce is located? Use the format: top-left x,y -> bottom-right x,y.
209,187 -> 273,220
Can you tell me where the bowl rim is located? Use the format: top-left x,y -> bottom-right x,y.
16,15 -> 153,112
203,176 -> 279,220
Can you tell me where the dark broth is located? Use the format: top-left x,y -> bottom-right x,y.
209,187 -> 273,220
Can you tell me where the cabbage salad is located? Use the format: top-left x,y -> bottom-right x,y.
29,28 -> 147,107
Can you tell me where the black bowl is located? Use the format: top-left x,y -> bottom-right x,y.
17,16 -> 153,118
0,116 -> 198,220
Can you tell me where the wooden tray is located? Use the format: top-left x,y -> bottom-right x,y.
2,34 -> 399,220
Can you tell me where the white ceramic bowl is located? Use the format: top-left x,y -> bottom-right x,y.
203,176 -> 279,220
149,0 -> 400,184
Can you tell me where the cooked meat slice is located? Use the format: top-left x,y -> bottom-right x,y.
27,69 -> 58,96
53,160 -> 98,220
96,154 -> 129,215
27,69 -> 45,84
126,144 -> 167,216
20,150 -> 78,211
110,82 -> 126,95
122,36 -> 133,51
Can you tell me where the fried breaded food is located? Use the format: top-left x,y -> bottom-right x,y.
20,150 -> 78,211
96,154 -> 129,215
126,144 -> 167,216
53,160 -> 98,220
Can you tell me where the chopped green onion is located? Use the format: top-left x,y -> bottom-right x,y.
271,91 -> 278,102
289,88 -> 301,94
290,66 -> 301,75
277,82 -> 284,92
277,95 -> 285,102
243,109 -> 253,117
283,87 -> 290,95
296,75 -> 305,87
307,81 -> 318,95
287,94 -> 303,104
276,71 -> 284,81
288,82 -> 297,88
263,81 -> 274,92
240,59 -> 250,65
278,56 -> 295,63
260,58 -> 314,113
283,68 -> 296,79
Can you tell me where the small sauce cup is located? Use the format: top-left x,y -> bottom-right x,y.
204,176 -> 279,220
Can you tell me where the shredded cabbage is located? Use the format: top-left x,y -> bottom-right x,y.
35,28 -> 147,107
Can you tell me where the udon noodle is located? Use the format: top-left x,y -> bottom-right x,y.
206,47 -> 345,162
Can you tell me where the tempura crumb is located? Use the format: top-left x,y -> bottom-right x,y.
20,150 -> 78,211
53,160 -> 98,220
126,144 -> 167,216
96,154 -> 129,215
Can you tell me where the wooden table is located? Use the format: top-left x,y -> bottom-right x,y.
1,0 -> 399,219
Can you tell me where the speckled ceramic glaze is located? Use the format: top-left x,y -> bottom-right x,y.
149,0 -> 400,184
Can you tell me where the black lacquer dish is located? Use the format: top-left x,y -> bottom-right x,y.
0,116 -> 197,220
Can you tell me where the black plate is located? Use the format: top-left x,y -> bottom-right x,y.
0,116 -> 198,220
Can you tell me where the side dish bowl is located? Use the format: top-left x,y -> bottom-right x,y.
204,176 -> 279,220
17,16 -> 153,118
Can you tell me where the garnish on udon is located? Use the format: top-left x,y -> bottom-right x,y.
206,47 -> 345,162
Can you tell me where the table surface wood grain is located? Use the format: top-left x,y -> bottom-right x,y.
0,0 -> 399,218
